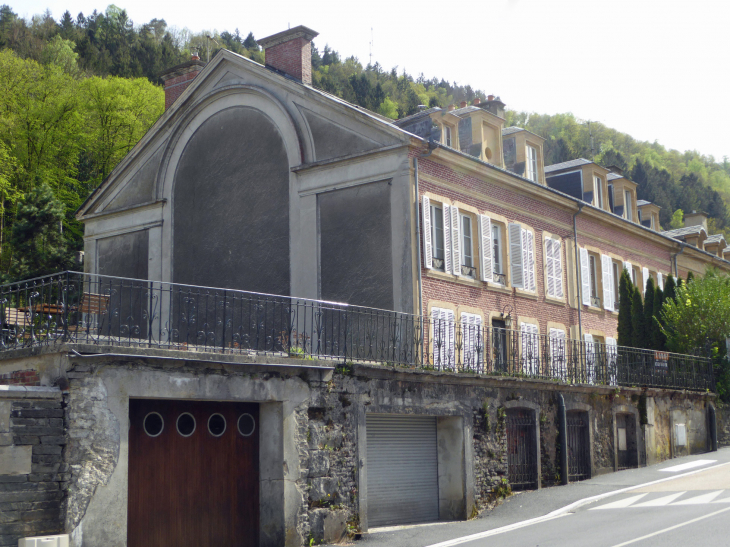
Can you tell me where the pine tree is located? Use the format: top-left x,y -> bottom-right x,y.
652,284 -> 666,350
643,277 -> 655,348
617,269 -> 634,347
663,275 -> 677,302
631,286 -> 646,349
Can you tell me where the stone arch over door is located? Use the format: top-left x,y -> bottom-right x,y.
158,86 -> 302,295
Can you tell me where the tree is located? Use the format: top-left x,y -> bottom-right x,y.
669,209 -> 684,229
643,277 -> 655,348
651,284 -> 666,350
663,275 -> 677,302
631,286 -> 645,349
8,183 -> 72,281
617,269 -> 633,346
687,271 -> 695,283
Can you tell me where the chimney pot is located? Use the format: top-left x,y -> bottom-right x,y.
472,98 -> 480,105
460,101 -> 467,108
487,94 -> 495,101
447,104 -> 455,111
257,25 -> 319,85
160,58 -> 206,111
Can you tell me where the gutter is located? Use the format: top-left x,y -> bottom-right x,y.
672,242 -> 687,278
573,203 -> 585,342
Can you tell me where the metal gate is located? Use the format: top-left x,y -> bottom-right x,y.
506,409 -> 538,490
366,414 -> 439,527
567,412 -> 590,481
617,413 -> 638,470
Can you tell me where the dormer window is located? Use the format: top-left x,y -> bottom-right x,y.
594,176 -> 604,209
526,145 -> 538,182
443,126 -> 452,148
624,190 -> 633,221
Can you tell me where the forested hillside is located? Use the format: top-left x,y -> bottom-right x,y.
1,3 -> 729,282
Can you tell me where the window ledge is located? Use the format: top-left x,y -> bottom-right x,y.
426,269 -> 482,288
544,295 -> 567,306
486,283 -> 512,295
514,288 -> 538,300
583,305 -> 607,315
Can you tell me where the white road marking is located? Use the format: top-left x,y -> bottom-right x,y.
421,461 -> 730,547
713,495 -> 730,503
632,492 -> 686,507
608,506 -> 730,547
659,459 -> 716,472
590,494 -> 648,510
672,490 -> 724,505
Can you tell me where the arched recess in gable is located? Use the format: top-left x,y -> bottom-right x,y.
157,86 -> 302,295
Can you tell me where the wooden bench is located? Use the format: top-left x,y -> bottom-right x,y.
68,293 -> 111,335
4,307 -> 30,329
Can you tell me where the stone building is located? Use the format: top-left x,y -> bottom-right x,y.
0,25 -> 726,547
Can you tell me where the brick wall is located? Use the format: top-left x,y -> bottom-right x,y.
0,388 -> 66,546
264,38 -> 312,84
415,151 -> 677,342
0,370 -> 40,387
164,69 -> 202,110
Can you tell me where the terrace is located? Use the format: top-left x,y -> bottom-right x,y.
0,271 -> 714,392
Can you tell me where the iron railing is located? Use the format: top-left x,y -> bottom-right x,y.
0,272 -> 715,391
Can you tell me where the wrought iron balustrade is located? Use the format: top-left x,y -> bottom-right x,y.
0,272 -> 714,392
461,265 -> 477,278
493,272 -> 507,285
590,295 -> 602,308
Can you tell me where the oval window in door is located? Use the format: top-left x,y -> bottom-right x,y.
176,412 -> 196,437
208,413 -> 227,437
143,412 -> 164,437
238,413 -> 255,437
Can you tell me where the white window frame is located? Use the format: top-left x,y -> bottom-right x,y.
545,237 -> 564,299
510,226 -> 536,292
492,224 -> 503,279
520,322 -> 540,376
432,307 -> 455,369
594,176 -> 603,209
589,254 -> 598,300
444,125 -> 452,147
460,312 -> 483,369
549,328 -> 567,380
460,213 -> 474,272
612,261 -> 621,310
431,202 -> 445,270
625,190 -> 633,221
526,145 -> 538,182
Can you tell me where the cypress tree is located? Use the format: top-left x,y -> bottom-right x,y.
631,285 -> 646,349
652,284 -> 666,350
643,277 -> 655,349
687,271 -> 695,283
617,269 -> 634,347
663,275 -> 677,302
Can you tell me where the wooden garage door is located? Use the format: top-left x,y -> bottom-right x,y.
128,399 -> 259,547
366,414 -> 439,527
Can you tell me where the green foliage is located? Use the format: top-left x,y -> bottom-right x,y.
687,271 -> 695,283
643,277 -> 655,347
8,183 -> 73,280
670,209 -> 684,229
651,284 -> 666,350
663,275 -> 677,302
617,269 -> 634,347
631,286 -> 646,349
660,270 -> 730,354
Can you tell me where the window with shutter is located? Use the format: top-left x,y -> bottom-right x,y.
520,322 -> 540,375
642,267 -> 650,295
580,248 -> 591,306
549,328 -> 567,380
526,230 -> 536,291
422,196 -> 432,269
546,238 -> 555,297
601,255 -> 613,311
432,307 -> 455,369
553,239 -> 564,298
508,223 -> 524,289
461,312 -> 483,369
584,333 -> 595,384
478,215 -> 493,282
450,207 -> 461,276
657,272 -> 663,290
612,261 -> 621,310
442,205 -> 452,275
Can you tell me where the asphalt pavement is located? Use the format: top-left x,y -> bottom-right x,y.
349,447 -> 730,547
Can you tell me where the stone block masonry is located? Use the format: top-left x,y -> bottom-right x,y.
0,387 -> 65,547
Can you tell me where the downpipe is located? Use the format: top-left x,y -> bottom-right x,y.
573,204 -> 585,342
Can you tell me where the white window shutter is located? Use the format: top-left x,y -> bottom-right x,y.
601,254 -> 613,310
642,267 -> 650,295
479,215 -> 493,282
445,309 -> 455,367
525,230 -> 536,291
623,261 -> 632,278
508,223 -> 524,289
451,207 -> 461,276
584,333 -> 595,384
554,239 -> 564,298
546,238 -> 555,297
442,205 -> 452,274
422,196 -> 432,269
657,272 -> 664,290
580,247 -> 591,306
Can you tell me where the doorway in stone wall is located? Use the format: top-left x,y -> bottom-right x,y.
128,399 -> 259,547
567,411 -> 591,481
616,412 -> 638,470
506,408 -> 538,490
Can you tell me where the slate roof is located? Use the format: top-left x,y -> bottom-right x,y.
607,172 -> 624,181
451,106 -> 481,117
502,126 -> 524,136
544,158 -> 593,174
705,234 -> 726,244
392,107 -> 441,127
661,226 -> 707,239
637,200 -> 651,207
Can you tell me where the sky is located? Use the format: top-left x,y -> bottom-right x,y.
16,0 -> 730,161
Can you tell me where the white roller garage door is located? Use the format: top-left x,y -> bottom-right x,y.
366,414 -> 439,527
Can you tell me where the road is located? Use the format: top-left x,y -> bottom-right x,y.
357,448 -> 730,547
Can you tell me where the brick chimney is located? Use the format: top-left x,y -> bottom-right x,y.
160,53 -> 205,110
257,26 -> 319,85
